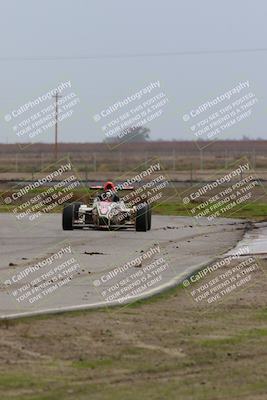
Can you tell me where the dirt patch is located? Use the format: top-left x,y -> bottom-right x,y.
0,258 -> 266,400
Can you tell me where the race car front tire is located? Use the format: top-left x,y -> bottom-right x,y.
147,204 -> 152,230
136,203 -> 149,232
62,203 -> 74,230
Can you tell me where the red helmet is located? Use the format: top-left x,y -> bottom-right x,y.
104,181 -> 115,192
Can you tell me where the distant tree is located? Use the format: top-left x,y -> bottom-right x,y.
104,126 -> 150,143
242,135 -> 250,140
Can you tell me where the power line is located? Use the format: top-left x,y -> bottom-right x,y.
0,47 -> 267,61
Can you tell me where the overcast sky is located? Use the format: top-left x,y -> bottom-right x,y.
0,0 -> 266,144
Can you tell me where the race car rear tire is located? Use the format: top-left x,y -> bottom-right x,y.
136,203 -> 149,232
62,203 -> 74,230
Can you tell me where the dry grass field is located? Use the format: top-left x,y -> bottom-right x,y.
1,140 -> 267,174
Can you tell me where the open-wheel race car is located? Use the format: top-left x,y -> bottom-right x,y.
62,182 -> 152,232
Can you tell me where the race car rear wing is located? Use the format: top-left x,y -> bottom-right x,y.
89,186 -> 103,190
90,185 -> 134,190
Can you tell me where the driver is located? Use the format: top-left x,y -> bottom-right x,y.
97,181 -> 120,202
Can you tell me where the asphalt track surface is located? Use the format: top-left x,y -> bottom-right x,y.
0,213 -> 246,319
227,222 -> 267,256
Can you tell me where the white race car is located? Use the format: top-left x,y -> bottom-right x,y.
62,182 -> 151,232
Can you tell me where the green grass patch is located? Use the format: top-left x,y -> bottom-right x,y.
0,372 -> 47,391
154,201 -> 267,220
198,327 -> 267,348
1,183 -> 267,220
72,358 -> 113,369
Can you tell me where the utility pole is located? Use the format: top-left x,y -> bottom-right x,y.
52,92 -> 62,160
